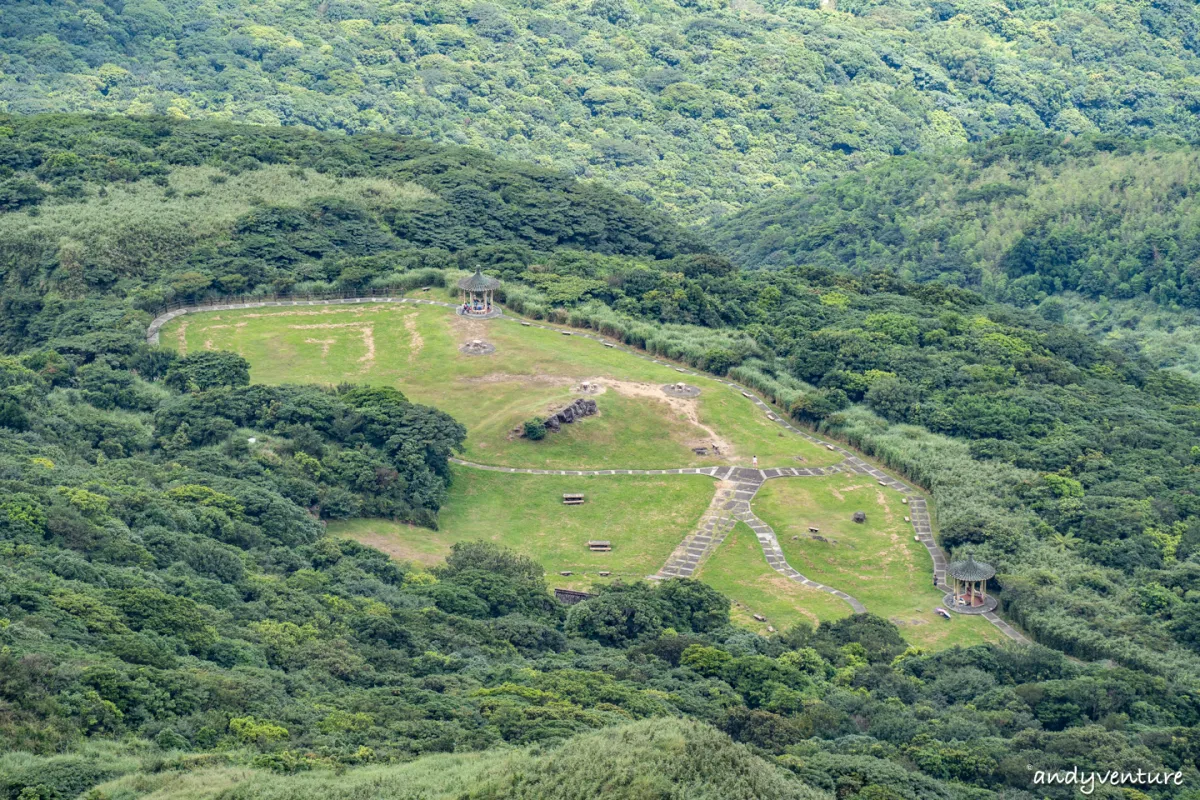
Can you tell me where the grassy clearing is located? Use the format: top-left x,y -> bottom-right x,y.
167,303 -> 995,650
696,523 -> 852,635
752,475 -> 1005,649
331,468 -> 716,590
164,303 -> 838,470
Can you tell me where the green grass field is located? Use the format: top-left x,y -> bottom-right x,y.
751,476 -> 1005,649
330,468 -> 715,591
696,523 -> 852,635
166,302 -> 1009,650
163,303 -> 838,470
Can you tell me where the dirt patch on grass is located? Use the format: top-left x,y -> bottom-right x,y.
235,304 -> 399,319
305,337 -> 336,357
289,323 -> 375,371
451,312 -> 488,341
341,531 -> 449,567
876,489 -> 895,523
174,320 -> 189,355
601,379 -> 734,455
762,575 -> 830,625
404,312 -> 423,363
467,372 -> 573,386
288,322 -> 372,331
358,326 -> 376,369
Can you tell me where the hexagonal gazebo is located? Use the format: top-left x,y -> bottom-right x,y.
457,267 -> 502,319
945,553 -> 997,614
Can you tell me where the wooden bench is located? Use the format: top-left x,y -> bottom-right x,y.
588,540 -> 612,552
563,493 -> 585,505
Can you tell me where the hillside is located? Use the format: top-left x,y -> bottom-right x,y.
712,133 -> 1200,301
709,132 -> 1200,373
3,117 -> 1200,799
87,719 -> 830,800
0,114 -> 700,354
4,0 -> 1200,220
4,114 -> 1200,673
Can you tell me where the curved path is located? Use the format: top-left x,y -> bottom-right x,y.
149,296 -> 1027,643
450,458 -> 868,612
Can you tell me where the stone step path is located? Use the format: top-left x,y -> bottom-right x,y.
983,611 -> 1029,643
725,471 -> 868,613
151,296 -> 1030,644
654,482 -> 739,579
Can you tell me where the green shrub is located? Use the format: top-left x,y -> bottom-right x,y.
523,419 -> 546,440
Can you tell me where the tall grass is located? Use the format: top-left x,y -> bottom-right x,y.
88,719 -> 827,800
729,359 -> 812,408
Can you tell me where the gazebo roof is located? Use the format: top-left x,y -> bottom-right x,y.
948,554 -> 995,582
458,267 -> 501,292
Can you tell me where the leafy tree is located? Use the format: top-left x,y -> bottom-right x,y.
164,351 -> 250,392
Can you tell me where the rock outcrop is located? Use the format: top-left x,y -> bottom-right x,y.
543,397 -> 598,433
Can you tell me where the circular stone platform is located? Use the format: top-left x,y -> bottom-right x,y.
941,593 -> 998,615
459,339 -> 496,356
661,383 -> 701,398
455,307 -> 503,320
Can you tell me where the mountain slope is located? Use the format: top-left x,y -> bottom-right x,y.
0,114 -> 700,353
712,133 -> 1200,302
89,719 -> 830,800
4,0 -> 1200,220
708,132 -> 1200,371
2,115 -> 1200,800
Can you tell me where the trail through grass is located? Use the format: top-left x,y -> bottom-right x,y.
164,303 -> 838,470
752,475 -> 1004,649
696,523 -> 852,635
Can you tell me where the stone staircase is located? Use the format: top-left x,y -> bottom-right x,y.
653,481 -> 739,579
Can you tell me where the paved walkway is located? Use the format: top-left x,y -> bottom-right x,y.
150,296 -> 1028,644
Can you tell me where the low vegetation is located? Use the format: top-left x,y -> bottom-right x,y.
87,718 -> 829,800
753,476 -> 1001,649
333,468 -> 716,589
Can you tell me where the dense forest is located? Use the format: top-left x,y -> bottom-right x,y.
4,0 -> 1200,221
2,116 -> 1200,798
709,132 -> 1200,374
712,134 -> 1200,304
